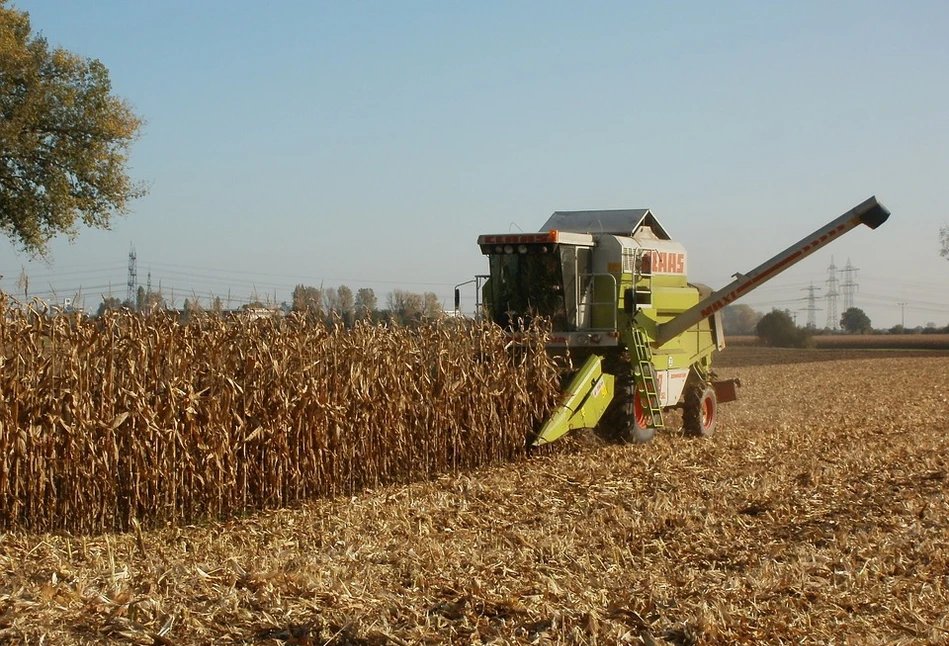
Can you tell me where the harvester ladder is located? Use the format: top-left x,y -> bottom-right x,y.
632,326 -> 664,429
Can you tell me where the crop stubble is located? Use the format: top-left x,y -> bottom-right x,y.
1,334 -> 947,643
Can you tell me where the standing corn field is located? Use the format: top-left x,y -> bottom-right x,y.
0,297 -> 560,533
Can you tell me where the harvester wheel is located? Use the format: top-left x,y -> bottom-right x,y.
683,386 -> 717,437
626,386 -> 657,444
598,352 -> 655,444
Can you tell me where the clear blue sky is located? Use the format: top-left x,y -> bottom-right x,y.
2,0 -> 947,328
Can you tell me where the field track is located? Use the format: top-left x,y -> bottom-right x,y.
1,347 -> 947,644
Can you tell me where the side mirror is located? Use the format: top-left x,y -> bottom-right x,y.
454,288 -> 461,310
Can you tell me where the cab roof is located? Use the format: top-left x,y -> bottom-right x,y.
539,209 -> 671,240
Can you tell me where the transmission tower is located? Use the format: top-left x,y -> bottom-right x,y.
840,258 -> 859,311
825,256 -> 839,330
126,244 -> 137,306
801,282 -> 822,329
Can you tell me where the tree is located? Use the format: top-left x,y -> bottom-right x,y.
755,308 -> 811,348
941,225 -> 949,260
181,297 -> 203,322
840,307 -> 872,334
136,285 -> 165,312
387,289 -> 424,324
336,284 -> 354,325
96,295 -> 121,316
321,286 -> 355,325
721,304 -> 761,335
421,291 -> 443,319
291,284 -> 323,320
0,2 -> 146,256
354,287 -> 377,320
322,287 -> 339,314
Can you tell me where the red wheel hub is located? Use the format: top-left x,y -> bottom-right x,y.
634,388 -> 648,428
702,393 -> 714,428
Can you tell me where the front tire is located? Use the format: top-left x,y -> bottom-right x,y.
683,386 -> 717,437
599,353 -> 656,444
624,385 -> 657,444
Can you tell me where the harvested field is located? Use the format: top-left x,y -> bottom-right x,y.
813,334 -> 949,350
715,344 -> 949,368
2,349 -> 947,644
727,334 -> 949,352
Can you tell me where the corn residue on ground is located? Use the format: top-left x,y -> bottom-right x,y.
1,349 -> 947,644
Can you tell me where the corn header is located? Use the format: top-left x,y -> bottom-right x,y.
472,197 -> 890,446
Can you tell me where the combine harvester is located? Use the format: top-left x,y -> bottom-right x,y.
472,197 -> 890,445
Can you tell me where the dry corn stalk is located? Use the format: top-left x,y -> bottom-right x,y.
0,296 -> 560,533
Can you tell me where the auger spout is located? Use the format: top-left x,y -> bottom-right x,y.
654,196 -> 890,348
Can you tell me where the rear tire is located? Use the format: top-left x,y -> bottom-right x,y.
683,386 -> 717,437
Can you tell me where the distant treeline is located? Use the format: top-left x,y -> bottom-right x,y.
32,284 -> 454,327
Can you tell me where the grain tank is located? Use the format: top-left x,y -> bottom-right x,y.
474,197 -> 890,445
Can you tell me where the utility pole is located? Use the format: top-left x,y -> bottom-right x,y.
898,302 -> 907,329
801,283 -> 822,329
126,243 -> 137,308
840,258 -> 859,311
825,256 -> 839,330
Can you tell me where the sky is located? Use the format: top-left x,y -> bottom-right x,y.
1,0 -> 947,329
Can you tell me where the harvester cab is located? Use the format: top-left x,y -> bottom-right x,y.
476,197 -> 890,446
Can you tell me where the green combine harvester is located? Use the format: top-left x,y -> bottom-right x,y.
471,197 -> 890,445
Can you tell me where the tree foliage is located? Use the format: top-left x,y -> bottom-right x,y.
322,287 -> 339,314
354,288 -> 377,320
180,297 -> 203,322
386,289 -> 423,324
335,285 -> 354,324
292,284 -> 323,320
321,285 -> 356,324
755,308 -> 811,348
721,304 -> 761,335
840,307 -> 872,334
0,1 -> 145,256
385,289 -> 444,325
136,285 -> 165,312
96,295 -> 121,317
422,292 -> 442,318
